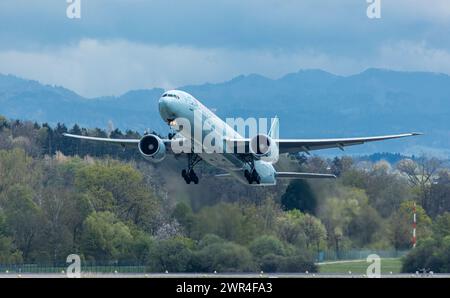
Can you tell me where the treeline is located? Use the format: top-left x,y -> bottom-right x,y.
0,149 -> 316,272
1,115 -> 450,272
0,116 -> 142,159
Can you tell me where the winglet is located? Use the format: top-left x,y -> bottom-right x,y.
269,116 -> 279,139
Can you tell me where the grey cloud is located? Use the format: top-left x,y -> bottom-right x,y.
1,39 -> 450,97
0,0 -> 449,52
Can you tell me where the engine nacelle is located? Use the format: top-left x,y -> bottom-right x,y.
138,134 -> 166,163
249,134 -> 279,163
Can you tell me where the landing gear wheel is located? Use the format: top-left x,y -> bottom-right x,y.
244,170 -> 251,183
190,171 -> 198,184
245,169 -> 261,184
251,169 -> 260,184
182,154 -> 202,184
182,169 -> 191,184
189,170 -> 199,184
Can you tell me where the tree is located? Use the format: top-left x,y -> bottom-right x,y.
432,212 -> 450,240
249,235 -> 285,260
75,161 -> 159,232
389,201 -> 432,250
0,236 -> 23,264
192,202 -> 264,244
0,184 -> 44,261
428,171 -> 450,216
276,209 -> 304,245
0,211 -> 23,264
318,188 -> 370,254
281,180 -> 317,213
347,205 -> 383,247
0,115 -> 8,130
172,202 -> 195,236
0,148 -> 38,194
80,211 -> 134,262
300,213 -> 327,253
397,157 -> 443,213
331,156 -> 353,177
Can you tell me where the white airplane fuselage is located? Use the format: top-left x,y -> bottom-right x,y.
158,90 -> 277,185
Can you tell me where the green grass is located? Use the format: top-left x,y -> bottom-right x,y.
0,264 -> 147,274
318,258 -> 403,274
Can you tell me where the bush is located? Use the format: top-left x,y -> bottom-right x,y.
278,254 -> 317,273
249,235 -> 285,259
260,254 -> 283,272
259,252 -> 317,273
147,237 -> 194,272
191,240 -> 256,272
402,236 -> 450,273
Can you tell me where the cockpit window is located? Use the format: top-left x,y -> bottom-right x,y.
162,93 -> 179,99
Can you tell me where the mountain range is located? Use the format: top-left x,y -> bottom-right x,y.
1,68 -> 449,156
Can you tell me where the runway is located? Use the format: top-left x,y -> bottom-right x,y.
0,272 -> 448,278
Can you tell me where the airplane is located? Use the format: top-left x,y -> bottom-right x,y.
64,90 -> 422,186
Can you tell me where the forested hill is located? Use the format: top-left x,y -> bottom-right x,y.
1,68 -> 449,155
1,116 -> 450,272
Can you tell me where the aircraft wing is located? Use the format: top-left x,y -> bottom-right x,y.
62,133 -> 186,150
63,133 -> 141,145
276,132 -> 422,154
226,132 -> 422,154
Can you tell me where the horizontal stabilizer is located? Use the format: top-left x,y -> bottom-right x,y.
276,172 -> 336,179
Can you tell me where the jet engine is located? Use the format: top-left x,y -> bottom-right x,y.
249,134 -> 279,163
138,134 -> 166,162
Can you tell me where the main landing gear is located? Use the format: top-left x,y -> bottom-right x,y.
238,155 -> 261,185
244,168 -> 261,184
182,154 -> 201,184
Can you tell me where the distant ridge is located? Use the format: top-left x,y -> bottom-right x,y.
0,69 -> 449,155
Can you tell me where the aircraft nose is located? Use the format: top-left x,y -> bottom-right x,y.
158,97 -> 176,122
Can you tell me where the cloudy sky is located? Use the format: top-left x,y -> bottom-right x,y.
0,0 -> 449,97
